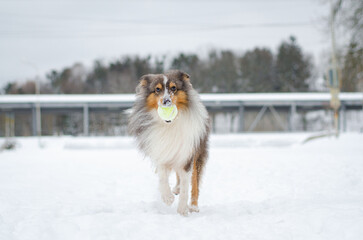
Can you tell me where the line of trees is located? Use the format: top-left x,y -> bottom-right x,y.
2,1 -> 362,95
328,0 -> 362,92
3,36 -> 318,94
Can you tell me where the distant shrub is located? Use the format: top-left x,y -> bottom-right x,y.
1,140 -> 17,151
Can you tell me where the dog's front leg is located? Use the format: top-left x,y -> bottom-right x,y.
157,165 -> 174,206
176,169 -> 190,216
172,173 -> 180,195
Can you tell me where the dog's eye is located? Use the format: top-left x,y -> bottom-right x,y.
170,86 -> 176,92
155,87 -> 161,93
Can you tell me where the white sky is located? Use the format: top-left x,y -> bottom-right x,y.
0,0 -> 329,86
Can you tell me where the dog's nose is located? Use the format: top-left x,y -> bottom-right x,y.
163,98 -> 171,106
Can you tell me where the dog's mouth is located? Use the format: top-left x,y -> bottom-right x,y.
165,120 -> 171,123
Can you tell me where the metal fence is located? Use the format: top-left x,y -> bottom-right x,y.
1,93 -> 362,136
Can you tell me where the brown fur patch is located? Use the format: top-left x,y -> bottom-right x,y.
183,156 -> 193,172
191,156 -> 199,207
169,82 -> 177,90
190,123 -> 210,207
173,90 -> 188,110
155,83 -> 163,91
182,73 -> 190,82
140,79 -> 148,87
146,93 -> 159,110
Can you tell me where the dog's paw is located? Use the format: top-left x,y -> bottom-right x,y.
189,205 -> 199,213
177,204 -> 189,216
161,192 -> 175,206
172,186 -> 180,195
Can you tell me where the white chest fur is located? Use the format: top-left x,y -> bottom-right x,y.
140,91 -> 208,168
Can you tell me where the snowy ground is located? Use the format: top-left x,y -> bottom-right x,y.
0,133 -> 363,240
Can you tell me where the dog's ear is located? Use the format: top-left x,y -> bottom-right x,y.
175,70 -> 192,89
178,71 -> 192,89
179,71 -> 190,82
136,74 -> 152,94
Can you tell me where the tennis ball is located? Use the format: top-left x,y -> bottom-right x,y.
157,104 -> 178,122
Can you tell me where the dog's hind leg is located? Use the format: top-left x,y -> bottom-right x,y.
172,173 -> 180,195
190,155 -> 200,212
190,141 -> 208,212
158,165 -> 174,206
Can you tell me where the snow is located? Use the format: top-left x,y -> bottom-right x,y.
0,133 -> 363,240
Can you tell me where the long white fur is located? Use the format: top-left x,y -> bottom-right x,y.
161,75 -> 171,106
163,75 -> 168,86
139,88 -> 208,169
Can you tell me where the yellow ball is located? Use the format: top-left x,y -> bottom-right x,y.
157,105 -> 178,122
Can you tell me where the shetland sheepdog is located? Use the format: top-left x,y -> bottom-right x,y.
128,70 -> 210,216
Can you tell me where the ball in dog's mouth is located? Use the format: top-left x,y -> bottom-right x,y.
157,105 -> 178,123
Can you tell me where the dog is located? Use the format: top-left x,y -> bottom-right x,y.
128,70 -> 210,216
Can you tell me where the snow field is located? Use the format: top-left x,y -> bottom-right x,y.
0,133 -> 362,240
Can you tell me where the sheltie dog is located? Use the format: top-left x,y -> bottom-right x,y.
128,70 -> 210,216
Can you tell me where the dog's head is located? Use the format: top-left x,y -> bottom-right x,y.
137,70 -> 192,114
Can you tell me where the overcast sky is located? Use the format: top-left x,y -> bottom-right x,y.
0,0 -> 329,86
